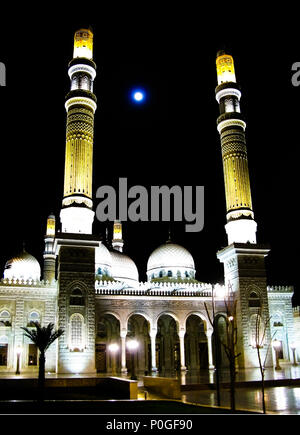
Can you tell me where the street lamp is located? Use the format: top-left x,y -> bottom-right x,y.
126,339 -> 139,380
16,345 -> 22,375
273,339 -> 282,370
108,343 -> 119,375
290,343 -> 298,366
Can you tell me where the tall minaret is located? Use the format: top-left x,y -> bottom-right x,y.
216,52 -> 272,369
43,213 -> 56,283
60,28 -> 97,234
215,51 -> 257,245
112,220 -> 124,252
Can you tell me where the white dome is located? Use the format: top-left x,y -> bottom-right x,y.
95,243 -> 112,277
147,242 -> 196,281
110,250 -> 139,286
4,250 -> 41,281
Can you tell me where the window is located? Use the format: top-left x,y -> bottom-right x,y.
28,311 -> 40,327
70,314 -> 84,351
167,270 -> 172,277
248,291 -> 261,308
70,289 -> 84,306
0,311 -> 11,327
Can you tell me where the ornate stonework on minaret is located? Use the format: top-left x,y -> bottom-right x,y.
215,51 -> 272,368
215,51 -> 257,245
43,213 -> 56,283
60,28 -> 97,235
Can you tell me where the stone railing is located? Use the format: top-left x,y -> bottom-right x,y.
267,285 -> 294,293
0,278 -> 57,288
95,280 -> 215,297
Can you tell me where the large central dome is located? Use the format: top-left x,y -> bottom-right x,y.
147,242 -> 196,281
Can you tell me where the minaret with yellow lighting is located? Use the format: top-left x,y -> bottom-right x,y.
112,220 -> 124,252
43,213 -> 56,282
216,52 -> 273,368
215,51 -> 257,244
60,28 -> 97,234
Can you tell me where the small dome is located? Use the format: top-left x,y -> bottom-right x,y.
4,250 -> 41,281
147,242 -> 196,281
95,243 -> 112,277
110,250 -> 139,286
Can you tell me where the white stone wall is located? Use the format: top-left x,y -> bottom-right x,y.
0,281 -> 57,373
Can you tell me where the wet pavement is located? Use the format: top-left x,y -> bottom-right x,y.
1,365 -> 299,414
140,365 -> 300,414
181,386 -> 300,414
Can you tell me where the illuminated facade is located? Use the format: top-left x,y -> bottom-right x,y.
0,31 -> 298,375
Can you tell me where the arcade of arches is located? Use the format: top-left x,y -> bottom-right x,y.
95,313 -> 228,375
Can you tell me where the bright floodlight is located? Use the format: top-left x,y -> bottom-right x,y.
126,339 -> 139,350
132,90 -> 145,103
108,343 -> 119,353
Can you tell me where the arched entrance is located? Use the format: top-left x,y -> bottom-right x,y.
156,314 -> 180,374
185,315 -> 208,371
96,313 -> 120,373
126,314 -> 151,375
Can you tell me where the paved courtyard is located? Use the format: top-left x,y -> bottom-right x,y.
0,365 -> 299,414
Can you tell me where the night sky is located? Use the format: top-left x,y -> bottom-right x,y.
0,16 -> 299,304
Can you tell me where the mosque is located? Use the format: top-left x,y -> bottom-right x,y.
0,28 -> 298,376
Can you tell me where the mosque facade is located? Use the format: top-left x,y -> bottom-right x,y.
0,29 -> 297,376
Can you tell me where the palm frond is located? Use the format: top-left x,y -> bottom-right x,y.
20,322 -> 64,352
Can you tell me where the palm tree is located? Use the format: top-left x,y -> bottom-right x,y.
21,322 -> 64,400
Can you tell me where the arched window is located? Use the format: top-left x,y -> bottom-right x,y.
70,288 -> 84,306
0,311 -> 11,327
70,314 -> 84,351
28,311 -> 40,327
167,270 -> 172,277
248,291 -> 261,307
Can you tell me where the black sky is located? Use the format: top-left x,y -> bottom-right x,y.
0,14 -> 299,304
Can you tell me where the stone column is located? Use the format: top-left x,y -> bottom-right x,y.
120,329 -> 127,374
149,329 -> 157,372
178,329 -> 186,371
206,329 -> 215,370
